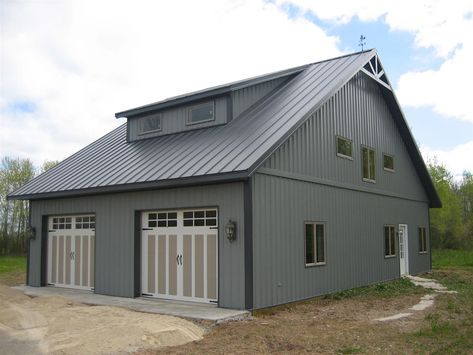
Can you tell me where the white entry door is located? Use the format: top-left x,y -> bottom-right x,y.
141,209 -> 218,304
398,224 -> 409,276
47,215 -> 95,290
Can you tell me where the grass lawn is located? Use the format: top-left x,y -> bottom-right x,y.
0,255 -> 26,286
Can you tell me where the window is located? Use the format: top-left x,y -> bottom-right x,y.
383,154 -> 394,171
52,217 -> 72,230
148,212 -> 177,228
183,210 -> 217,227
336,136 -> 353,159
139,114 -> 162,134
187,101 -> 214,125
384,225 -> 396,257
75,215 -> 95,229
305,222 -> 325,266
362,146 -> 376,182
419,227 -> 427,253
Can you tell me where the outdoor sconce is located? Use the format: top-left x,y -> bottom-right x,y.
27,226 -> 36,240
225,220 -> 236,242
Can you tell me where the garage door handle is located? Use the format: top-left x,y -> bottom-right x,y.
209,227 -> 218,230
179,255 -> 183,265
142,228 -> 153,231
176,255 -> 180,265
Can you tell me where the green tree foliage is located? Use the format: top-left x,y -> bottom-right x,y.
429,160 -> 472,249
0,157 -> 35,254
40,160 -> 59,174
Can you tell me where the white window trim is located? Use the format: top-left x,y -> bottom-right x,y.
138,114 -> 163,136
383,153 -> 395,173
186,101 -> 215,126
419,226 -> 428,254
304,221 -> 326,267
362,145 -> 376,183
384,224 -> 396,258
336,135 -> 354,161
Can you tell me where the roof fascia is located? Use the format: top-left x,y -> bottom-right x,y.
7,171 -> 249,201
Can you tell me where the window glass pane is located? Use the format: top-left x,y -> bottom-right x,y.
167,220 -> 177,227
362,148 -> 369,179
194,211 -> 205,218
206,210 -> 217,218
369,149 -> 375,180
167,212 -> 177,219
305,224 -> 315,264
90,216 -> 95,222
53,218 -> 58,223
76,217 -> 82,223
157,213 -> 167,220
76,224 -> 82,229
65,217 -> 72,223
189,103 -> 214,123
59,217 -> 65,223
140,115 -> 161,133
90,223 -> 95,229
157,221 -> 167,227
195,219 -> 205,226
183,212 -> 193,219
315,224 -> 325,263
337,137 -> 352,157
65,224 -> 71,229
383,154 -> 394,170
390,227 -> 396,256
384,227 -> 390,256
183,220 -> 193,227
148,221 -> 157,228
148,213 -> 157,220
53,223 -> 58,229
206,218 -> 217,226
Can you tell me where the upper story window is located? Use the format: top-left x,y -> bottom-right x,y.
362,146 -> 376,182
139,114 -> 162,134
336,136 -> 353,159
383,153 -> 395,172
187,101 -> 214,125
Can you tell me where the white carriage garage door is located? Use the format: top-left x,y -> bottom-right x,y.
47,215 -> 95,290
141,209 -> 218,304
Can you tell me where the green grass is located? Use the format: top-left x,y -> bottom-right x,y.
432,249 -> 473,268
0,255 -> 26,285
324,277 -> 424,300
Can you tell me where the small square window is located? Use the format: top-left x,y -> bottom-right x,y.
168,212 -> 177,219
206,218 -> 217,226
419,227 -> 427,253
187,102 -> 214,125
195,219 -> 205,226
305,222 -> 326,266
168,220 -> 177,227
183,212 -> 193,219
336,136 -> 353,159
157,220 -> 167,227
148,213 -> 157,220
139,115 -> 162,134
384,225 -> 396,257
194,211 -> 205,218
383,154 -> 394,171
206,210 -> 217,218
148,220 -> 157,228
157,213 -> 167,220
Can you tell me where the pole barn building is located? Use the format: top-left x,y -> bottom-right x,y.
9,49 -> 441,310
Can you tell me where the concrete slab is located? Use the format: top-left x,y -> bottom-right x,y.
13,286 -> 249,322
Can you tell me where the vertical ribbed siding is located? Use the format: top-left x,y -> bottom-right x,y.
252,173 -> 430,309
263,72 -> 427,201
232,76 -> 292,119
128,96 -> 227,141
253,72 -> 431,309
29,182 -> 246,309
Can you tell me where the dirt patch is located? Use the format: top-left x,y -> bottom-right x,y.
0,285 -> 204,354
138,292 -> 431,355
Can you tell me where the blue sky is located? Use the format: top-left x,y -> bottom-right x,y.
1,0 -> 472,178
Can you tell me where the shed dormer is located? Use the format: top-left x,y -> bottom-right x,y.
115,66 -> 305,142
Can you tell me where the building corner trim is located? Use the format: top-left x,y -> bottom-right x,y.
244,178 -> 254,310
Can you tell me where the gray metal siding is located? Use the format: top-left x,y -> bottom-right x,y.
29,182 -> 246,309
232,76 -> 291,119
263,72 -> 428,202
128,96 -> 227,141
252,173 -> 430,309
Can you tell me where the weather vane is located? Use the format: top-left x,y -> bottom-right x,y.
358,35 -> 366,51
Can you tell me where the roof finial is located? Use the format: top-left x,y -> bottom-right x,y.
358,35 -> 366,51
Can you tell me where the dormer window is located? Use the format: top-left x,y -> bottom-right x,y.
139,114 -> 162,135
187,101 -> 214,125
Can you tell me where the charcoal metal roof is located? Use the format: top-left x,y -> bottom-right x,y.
9,49 -> 441,207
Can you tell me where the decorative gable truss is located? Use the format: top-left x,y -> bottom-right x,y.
361,53 -> 391,90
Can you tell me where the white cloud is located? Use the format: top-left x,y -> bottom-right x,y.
280,1 -> 473,124
0,0 -> 341,166
421,141 -> 473,179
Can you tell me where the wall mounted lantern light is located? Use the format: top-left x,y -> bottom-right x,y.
225,220 -> 236,242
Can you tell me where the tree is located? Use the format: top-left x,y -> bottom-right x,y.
40,160 -> 59,174
460,171 -> 473,248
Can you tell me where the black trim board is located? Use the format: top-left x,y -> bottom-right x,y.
26,202 -> 31,286
244,178 -> 253,310
40,215 -> 48,286
134,211 -> 141,297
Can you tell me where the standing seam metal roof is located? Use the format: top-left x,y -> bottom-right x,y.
9,49 -> 441,207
